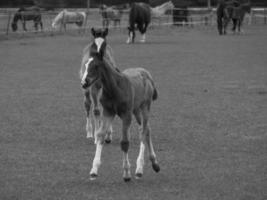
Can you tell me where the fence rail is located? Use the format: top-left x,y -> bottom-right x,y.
0,7 -> 266,38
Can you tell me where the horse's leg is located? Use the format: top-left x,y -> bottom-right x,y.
139,23 -> 147,43
89,110 -> 115,180
134,109 -> 145,178
84,90 -> 93,138
90,85 -> 101,143
217,17 -> 223,35
223,18 -> 229,35
22,20 -> 27,31
232,18 -> 237,33
34,21 -> 38,32
40,20 -> 43,31
120,112 -> 132,182
141,105 -> 160,173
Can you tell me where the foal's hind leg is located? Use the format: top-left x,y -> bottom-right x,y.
141,105 -> 160,173
134,109 -> 146,178
120,113 -> 132,182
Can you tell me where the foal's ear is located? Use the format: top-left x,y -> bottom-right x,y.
91,27 -> 96,37
103,28 -> 108,37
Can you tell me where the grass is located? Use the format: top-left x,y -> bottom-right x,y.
0,25 -> 266,200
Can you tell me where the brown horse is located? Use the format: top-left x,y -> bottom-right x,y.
81,28 -> 160,181
127,2 -> 151,43
80,28 -> 116,143
99,4 -> 123,29
11,6 -> 43,32
217,0 -> 251,34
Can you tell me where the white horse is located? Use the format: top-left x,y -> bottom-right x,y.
52,9 -> 86,31
151,1 -> 174,18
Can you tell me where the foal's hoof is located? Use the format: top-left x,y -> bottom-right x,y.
89,173 -> 98,180
123,177 -> 131,182
152,163 -> 160,173
135,173 -> 143,179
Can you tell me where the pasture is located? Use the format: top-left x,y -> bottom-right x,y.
0,26 -> 267,200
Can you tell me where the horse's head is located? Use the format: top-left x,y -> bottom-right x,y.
11,23 -> 18,32
90,27 -> 108,56
81,28 -> 109,89
11,12 -> 21,32
81,56 -> 103,89
166,1 -> 174,10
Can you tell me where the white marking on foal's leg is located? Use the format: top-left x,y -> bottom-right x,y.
135,142 -> 145,178
123,153 -> 131,181
86,117 -> 93,138
90,140 -> 103,180
140,34 -> 146,43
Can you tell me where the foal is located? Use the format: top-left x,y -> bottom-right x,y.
81,29 -> 160,181
80,28 -> 115,142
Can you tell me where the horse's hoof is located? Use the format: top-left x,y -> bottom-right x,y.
152,163 -> 160,173
90,173 -> 98,180
123,177 -> 131,182
135,173 -> 143,179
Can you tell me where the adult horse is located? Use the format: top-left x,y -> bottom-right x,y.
80,28 -> 117,143
99,4 -> 123,28
11,6 -> 43,32
127,2 -> 151,43
81,28 -> 160,181
151,1 -> 174,25
217,0 -> 251,35
52,9 -> 86,31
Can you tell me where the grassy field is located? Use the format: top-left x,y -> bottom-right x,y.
0,26 -> 266,200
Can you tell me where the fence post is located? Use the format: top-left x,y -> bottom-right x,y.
6,11 -> 12,35
264,8 -> 267,25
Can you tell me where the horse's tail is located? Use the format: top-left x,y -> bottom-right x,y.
152,86 -> 158,101
144,70 -> 158,101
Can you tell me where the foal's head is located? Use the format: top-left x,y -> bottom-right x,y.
90,27 -> 108,57
81,28 -> 109,89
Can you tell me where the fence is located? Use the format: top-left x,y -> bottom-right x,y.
0,7 -> 266,38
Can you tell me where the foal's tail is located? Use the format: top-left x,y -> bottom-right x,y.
146,71 -> 158,101
152,86 -> 158,101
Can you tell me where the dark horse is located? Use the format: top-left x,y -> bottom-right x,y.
11,6 -> 43,32
217,0 -> 251,35
127,2 -> 151,43
81,28 -> 160,181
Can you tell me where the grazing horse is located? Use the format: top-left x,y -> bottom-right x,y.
11,6 -> 43,32
127,2 -> 151,43
99,4 -> 123,28
81,28 -> 160,181
52,9 -> 86,31
217,0 -> 251,35
80,28 -> 117,142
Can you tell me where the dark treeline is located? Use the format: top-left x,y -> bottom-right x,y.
0,0 -> 267,8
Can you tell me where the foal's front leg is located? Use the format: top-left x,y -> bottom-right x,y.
90,112 -> 114,180
84,90 -> 93,138
120,113 -> 132,182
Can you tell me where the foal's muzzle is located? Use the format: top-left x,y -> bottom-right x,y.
81,77 -> 99,89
